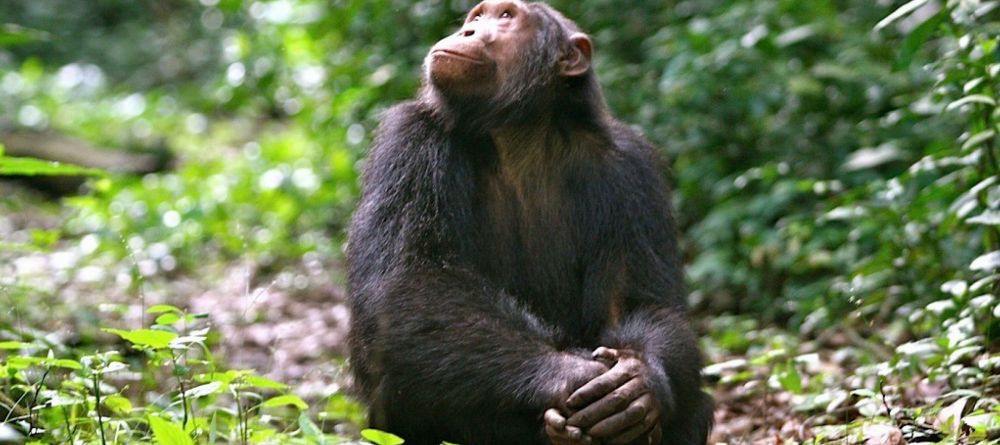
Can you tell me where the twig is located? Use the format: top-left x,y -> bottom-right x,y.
171,355 -> 190,428
92,372 -> 107,445
27,366 -> 52,436
0,391 -> 29,418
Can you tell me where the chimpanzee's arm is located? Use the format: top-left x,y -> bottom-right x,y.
347,103 -> 603,444
565,133 -> 713,445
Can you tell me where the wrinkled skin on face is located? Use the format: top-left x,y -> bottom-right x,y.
426,1 -> 539,97
425,0 -> 592,106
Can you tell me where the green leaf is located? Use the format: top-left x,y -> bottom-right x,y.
147,305 -> 183,315
103,362 -> 128,373
970,251 -> 1000,271
896,11 -> 943,69
148,416 -> 194,445
0,423 -> 22,443
875,0 -> 932,31
184,382 -> 223,399
44,358 -> 83,370
194,370 -> 248,385
964,413 -> 1000,432
6,356 -> 43,369
962,130 -> 995,151
0,341 -> 32,350
261,394 -> 309,410
103,395 -> 133,416
968,210 -> 1000,226
776,361 -> 802,394
0,156 -> 104,177
299,413 -> 328,445
103,328 -> 177,349
361,429 -> 405,445
155,313 -> 182,325
241,375 -> 288,390
947,95 -> 997,110
0,24 -> 50,46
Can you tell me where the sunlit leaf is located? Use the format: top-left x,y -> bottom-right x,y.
967,210 -> 1000,226
184,382 -> 223,399
103,361 -> 128,373
970,251 -> 1000,271
44,358 -> 83,370
0,156 -> 104,177
103,394 -> 133,415
0,423 -> 22,443
875,0 -> 932,31
299,413 -> 328,444
261,394 -> 308,410
843,144 -> 906,171
241,375 -> 287,390
361,429 -> 405,445
896,11 -> 943,69
962,130 -> 996,151
947,95 -> 997,110
776,361 -> 803,394
148,416 -> 194,445
896,340 -> 941,357
147,305 -> 183,315
155,313 -> 181,325
104,328 -> 177,349
964,413 -> 1000,432
0,24 -> 49,46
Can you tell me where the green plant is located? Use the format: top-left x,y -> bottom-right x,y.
0,303 -> 362,444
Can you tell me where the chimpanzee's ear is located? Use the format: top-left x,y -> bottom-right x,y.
559,33 -> 592,77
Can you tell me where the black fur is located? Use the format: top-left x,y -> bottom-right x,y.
347,3 -> 712,444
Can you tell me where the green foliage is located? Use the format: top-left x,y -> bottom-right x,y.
2,0 -> 998,442
148,415 -> 194,445
0,144 -> 105,177
0,304 -> 364,444
360,429 -> 405,445
0,24 -> 48,47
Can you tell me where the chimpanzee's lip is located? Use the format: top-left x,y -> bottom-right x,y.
432,49 -> 484,64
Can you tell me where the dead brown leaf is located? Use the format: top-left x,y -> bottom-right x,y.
863,424 -> 905,445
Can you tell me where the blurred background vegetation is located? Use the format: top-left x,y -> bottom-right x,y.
0,0 -> 997,444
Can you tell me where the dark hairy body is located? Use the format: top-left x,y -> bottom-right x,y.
347,2 -> 713,444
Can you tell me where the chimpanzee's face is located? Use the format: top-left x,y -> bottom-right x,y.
426,1 -> 540,98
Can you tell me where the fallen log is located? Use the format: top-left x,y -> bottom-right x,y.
0,130 -> 173,195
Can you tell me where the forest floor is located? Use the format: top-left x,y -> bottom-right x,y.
2,181 -> 991,445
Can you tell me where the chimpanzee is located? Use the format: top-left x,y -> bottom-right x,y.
346,1 -> 713,444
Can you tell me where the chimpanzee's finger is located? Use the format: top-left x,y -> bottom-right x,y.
566,377 -> 645,428
592,347 -> 620,366
566,364 -> 633,410
605,395 -> 659,444
546,409 -> 594,445
585,392 -> 649,438
545,408 -> 568,430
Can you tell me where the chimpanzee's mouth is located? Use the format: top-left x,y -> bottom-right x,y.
432,49 -> 484,64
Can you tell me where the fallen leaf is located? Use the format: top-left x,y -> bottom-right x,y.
936,397 -> 974,436
863,424 -> 905,445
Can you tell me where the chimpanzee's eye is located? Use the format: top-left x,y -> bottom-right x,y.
472,14 -> 482,21
500,11 -> 513,19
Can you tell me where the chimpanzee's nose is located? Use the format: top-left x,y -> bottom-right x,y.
457,23 -> 495,43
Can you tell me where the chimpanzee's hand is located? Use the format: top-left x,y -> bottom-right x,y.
544,354 -> 608,445
565,347 -> 662,445
545,408 -> 593,445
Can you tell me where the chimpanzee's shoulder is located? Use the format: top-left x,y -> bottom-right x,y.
605,118 -> 667,173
